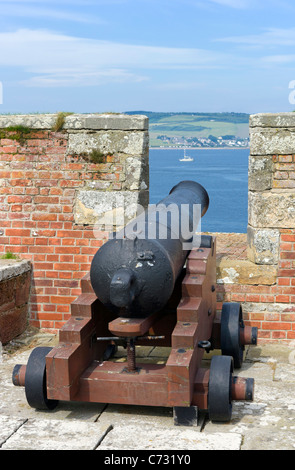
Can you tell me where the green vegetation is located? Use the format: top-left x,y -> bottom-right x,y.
0,125 -> 32,145
88,149 -> 106,164
1,252 -> 19,260
75,148 -> 113,164
52,112 -> 73,132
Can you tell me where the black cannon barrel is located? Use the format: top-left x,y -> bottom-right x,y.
90,180 -> 209,318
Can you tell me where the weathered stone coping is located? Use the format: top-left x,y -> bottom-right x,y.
0,259 -> 31,282
250,112 -> 295,128
0,113 -> 148,131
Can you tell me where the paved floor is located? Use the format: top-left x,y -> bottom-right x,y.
1,328 -> 295,451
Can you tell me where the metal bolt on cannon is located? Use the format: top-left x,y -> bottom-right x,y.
12,180 -> 257,425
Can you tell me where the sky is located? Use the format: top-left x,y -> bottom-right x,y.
0,0 -> 295,114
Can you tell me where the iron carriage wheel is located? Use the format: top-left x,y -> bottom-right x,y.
208,355 -> 233,423
24,347 -> 58,410
221,302 -> 245,369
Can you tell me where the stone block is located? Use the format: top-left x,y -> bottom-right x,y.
248,191 -> 295,228
122,156 -> 149,191
64,113 -> 148,130
74,189 -> 149,227
247,226 -> 280,265
67,130 -> 149,156
248,155 -> 273,191
250,127 -> 295,155
250,112 -> 295,128
84,114 -> 148,131
216,259 -> 277,285
0,259 -> 31,282
0,114 -> 57,129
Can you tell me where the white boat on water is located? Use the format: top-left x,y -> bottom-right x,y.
179,149 -> 194,162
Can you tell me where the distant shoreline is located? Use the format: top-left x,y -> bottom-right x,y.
150,146 -> 250,150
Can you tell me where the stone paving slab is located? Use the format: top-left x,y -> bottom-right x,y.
0,416 -> 26,447
99,424 -> 242,450
1,416 -> 111,450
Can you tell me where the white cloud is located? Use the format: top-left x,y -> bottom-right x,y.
208,0 -> 250,8
23,69 -> 149,87
217,27 -> 295,47
0,5 -> 105,24
0,29 -> 230,87
261,55 -> 295,64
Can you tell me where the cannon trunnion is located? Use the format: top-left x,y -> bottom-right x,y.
13,181 -> 257,425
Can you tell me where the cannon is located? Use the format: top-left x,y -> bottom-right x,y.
90,180 -> 209,318
13,180 -> 257,425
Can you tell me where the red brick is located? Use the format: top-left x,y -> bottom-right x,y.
265,312 -> 280,321
281,313 -> 295,322
276,295 -> 290,303
38,230 -> 56,237
280,252 -> 295,259
278,278 -> 290,286
43,304 -> 57,312
7,195 -> 32,204
259,330 -> 271,339
61,238 -> 76,246
6,229 -> 31,237
249,312 -> 264,321
262,322 -> 291,330
272,331 -> 287,339
32,213 -> 57,221
9,237 -> 22,245
59,255 -> 73,262
58,272 -> 73,279
282,287 -> 295,295
53,262 -> 80,271
55,246 -> 80,254
21,237 -> 35,245
277,269 -> 295,277
260,295 -> 275,302
281,234 -> 295,242
34,196 -> 60,204
81,247 -> 97,255
51,295 -> 75,305
245,294 -> 260,302
280,243 -> 293,251
45,271 -> 59,279
46,255 -> 59,262
57,230 -> 83,238
35,238 -> 49,245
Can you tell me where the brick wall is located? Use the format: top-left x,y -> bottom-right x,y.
0,113 -> 148,331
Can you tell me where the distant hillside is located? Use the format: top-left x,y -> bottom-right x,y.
125,111 -> 250,148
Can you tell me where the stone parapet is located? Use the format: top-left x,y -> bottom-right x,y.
248,113 -> 295,264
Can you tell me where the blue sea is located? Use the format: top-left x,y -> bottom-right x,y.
149,148 -> 249,234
